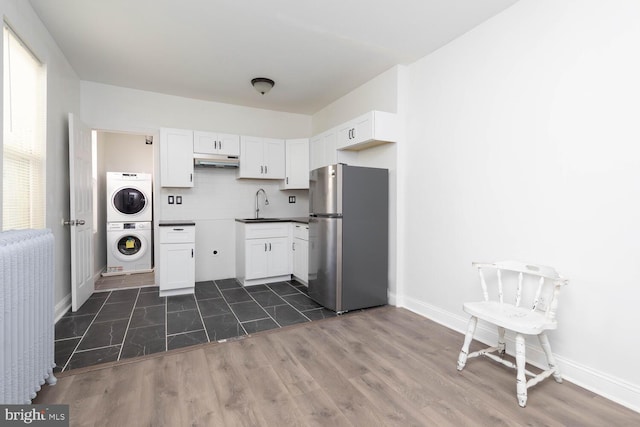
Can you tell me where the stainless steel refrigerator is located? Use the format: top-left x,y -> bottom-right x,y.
308,164 -> 388,313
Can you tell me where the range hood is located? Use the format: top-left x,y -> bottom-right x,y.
193,153 -> 239,168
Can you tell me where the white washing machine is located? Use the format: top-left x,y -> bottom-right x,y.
106,222 -> 152,274
107,172 -> 152,222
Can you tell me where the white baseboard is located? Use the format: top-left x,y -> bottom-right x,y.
54,269 -> 103,323
388,291 -> 397,306
54,293 -> 71,323
401,295 -> 640,414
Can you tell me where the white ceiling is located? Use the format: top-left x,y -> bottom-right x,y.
28,0 -> 518,114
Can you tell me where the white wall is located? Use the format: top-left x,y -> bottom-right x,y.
401,0 -> 640,411
0,0 -> 81,319
81,82 -> 311,281
312,66 -> 399,134
312,65 -> 402,303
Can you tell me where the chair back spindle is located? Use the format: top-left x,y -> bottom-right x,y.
478,268 -> 489,301
531,276 -> 545,312
515,272 -> 523,307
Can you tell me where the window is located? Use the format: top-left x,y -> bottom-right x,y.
2,24 -> 46,231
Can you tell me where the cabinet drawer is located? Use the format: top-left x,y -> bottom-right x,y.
293,224 -> 309,240
159,225 -> 195,243
245,223 -> 290,239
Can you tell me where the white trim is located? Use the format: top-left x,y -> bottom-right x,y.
387,290 -> 397,306
54,293 -> 71,323
400,295 -> 640,414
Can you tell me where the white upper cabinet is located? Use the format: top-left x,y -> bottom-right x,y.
238,136 -> 285,179
336,111 -> 399,150
309,134 -> 324,172
160,128 -> 194,188
193,131 -> 240,156
281,138 -> 309,190
309,128 -> 338,171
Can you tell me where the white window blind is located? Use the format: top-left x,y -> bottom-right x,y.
3,24 -> 46,231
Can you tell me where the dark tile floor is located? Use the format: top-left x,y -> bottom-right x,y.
54,279 -> 336,372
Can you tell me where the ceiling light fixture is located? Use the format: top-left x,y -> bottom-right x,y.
251,77 -> 275,95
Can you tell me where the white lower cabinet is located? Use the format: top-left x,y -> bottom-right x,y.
245,237 -> 289,279
292,224 -> 309,284
159,224 -> 195,296
236,222 -> 292,286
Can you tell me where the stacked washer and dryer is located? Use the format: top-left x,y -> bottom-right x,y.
105,172 -> 153,275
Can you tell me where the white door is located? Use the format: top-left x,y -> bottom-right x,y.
68,113 -> 94,311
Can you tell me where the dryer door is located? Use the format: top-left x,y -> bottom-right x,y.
113,188 -> 147,215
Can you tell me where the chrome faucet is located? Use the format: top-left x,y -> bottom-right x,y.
255,188 -> 269,219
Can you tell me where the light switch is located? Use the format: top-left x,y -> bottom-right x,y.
176,196 -> 182,205
168,195 -> 174,204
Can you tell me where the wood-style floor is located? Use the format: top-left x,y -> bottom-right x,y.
35,306 -> 639,426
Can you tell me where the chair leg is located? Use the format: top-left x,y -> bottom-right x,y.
538,332 -> 562,383
457,316 -> 477,371
497,326 -> 506,356
515,333 -> 527,407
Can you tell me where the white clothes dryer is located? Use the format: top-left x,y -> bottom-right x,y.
106,222 -> 152,274
107,172 -> 152,222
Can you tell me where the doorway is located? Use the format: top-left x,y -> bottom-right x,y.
93,130 -> 155,291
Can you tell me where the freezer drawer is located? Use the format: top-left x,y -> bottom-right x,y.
308,217 -> 342,311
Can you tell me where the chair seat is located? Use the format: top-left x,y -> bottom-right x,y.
463,301 -> 557,335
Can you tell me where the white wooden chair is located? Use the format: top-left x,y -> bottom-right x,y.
456,261 -> 569,407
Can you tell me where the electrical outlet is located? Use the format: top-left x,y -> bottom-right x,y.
168,195 -> 174,204
289,196 -> 296,203
176,196 -> 182,205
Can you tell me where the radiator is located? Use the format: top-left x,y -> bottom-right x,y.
0,229 -> 57,404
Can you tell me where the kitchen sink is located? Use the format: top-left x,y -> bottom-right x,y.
241,217 -> 284,222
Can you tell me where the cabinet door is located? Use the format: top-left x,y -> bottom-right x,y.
160,128 -> 194,187
299,238 -> 308,282
309,135 -> 324,172
160,243 -> 195,290
292,237 -> 308,282
217,133 -> 240,156
263,138 -> 285,179
336,122 -> 354,150
239,136 -> 265,178
193,131 -> 217,154
268,237 -> 290,276
352,113 -> 373,145
283,138 -> 309,189
323,131 -> 337,167
245,238 -> 270,279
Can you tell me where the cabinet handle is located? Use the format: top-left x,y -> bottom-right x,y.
286,177 -> 289,184
191,249 -> 194,258
190,173 -> 193,182
265,165 -> 268,174
173,228 -> 184,231
219,141 -> 222,150
292,242 -> 295,251
269,243 -> 272,251
260,165 -> 264,174
264,243 -> 267,251
214,141 -> 217,150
